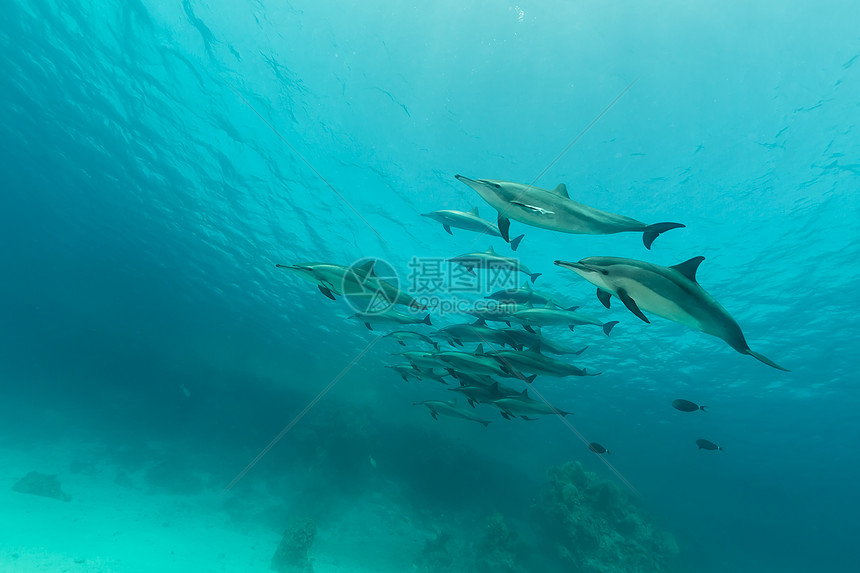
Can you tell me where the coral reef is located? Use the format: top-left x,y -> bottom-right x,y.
12,471 -> 72,502
473,513 -> 529,573
271,518 -> 316,573
532,461 -> 679,573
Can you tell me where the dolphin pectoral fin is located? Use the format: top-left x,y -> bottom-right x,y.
617,288 -> 649,323
568,325 -> 575,331
523,325 -> 536,334
509,234 -> 524,251
603,321 -> 619,336
318,285 -> 337,300
574,346 -> 589,355
746,349 -> 791,371
430,410 -> 438,420
468,399 -> 476,408
480,420 -> 490,427
398,341 -> 406,346
364,322 -> 374,330
443,224 -> 453,235
597,289 -> 612,309
642,222 -> 685,250
497,213 -> 511,242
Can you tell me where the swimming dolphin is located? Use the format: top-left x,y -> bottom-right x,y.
448,381 -> 520,407
497,328 -> 588,355
382,330 -> 440,350
455,175 -> 684,249
507,304 -> 618,336
350,309 -> 432,331
433,319 -> 515,347
421,207 -> 525,250
485,283 -> 567,307
434,344 -> 516,377
486,345 -> 599,379
554,256 -> 789,371
277,260 -> 425,309
397,350 -> 446,371
385,364 -> 424,382
449,246 -> 542,283
413,400 -> 492,426
492,390 -> 573,419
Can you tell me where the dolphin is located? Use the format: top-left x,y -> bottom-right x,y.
385,364 -> 424,382
350,308 -> 432,331
434,344 -> 514,377
422,207 -> 525,250
497,328 -> 589,355
508,304 -> 618,336
413,400 -> 492,426
382,330 -> 440,350
449,246 -> 542,283
448,381 -> 520,407
397,350 -> 446,371
277,260 -> 425,309
554,256 -> 789,371
486,345 -> 599,379
492,390 -> 573,419
462,303 -> 519,326
455,175 -> 685,249
433,319 -> 515,347
485,283 -> 567,307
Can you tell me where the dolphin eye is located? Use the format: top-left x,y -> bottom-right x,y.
601,270 -> 609,276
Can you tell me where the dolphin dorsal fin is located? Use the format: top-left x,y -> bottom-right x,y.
527,342 -> 542,354
670,256 -> 705,283
491,382 -> 499,391
354,259 -> 377,277
551,183 -> 570,198
521,388 -> 529,397
475,344 -> 484,354
471,318 -> 487,327
468,206 -> 480,216
485,246 -> 496,255
524,283 -> 533,291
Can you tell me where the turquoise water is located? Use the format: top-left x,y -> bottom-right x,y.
1,1 -> 858,571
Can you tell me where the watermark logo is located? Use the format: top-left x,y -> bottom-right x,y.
343,257 -> 400,315
342,256 -> 524,316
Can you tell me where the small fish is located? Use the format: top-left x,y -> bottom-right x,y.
672,399 -> 706,412
696,439 -> 723,451
588,443 -> 609,454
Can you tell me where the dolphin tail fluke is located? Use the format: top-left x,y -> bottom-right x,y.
643,222 -> 685,250
603,321 -> 619,336
422,314 -> 433,326
746,349 -> 790,371
530,273 -> 542,284
509,234 -> 525,251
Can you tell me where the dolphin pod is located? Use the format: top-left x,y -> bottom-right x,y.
454,175 -> 684,250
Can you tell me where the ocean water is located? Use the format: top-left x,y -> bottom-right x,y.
1,0 -> 858,571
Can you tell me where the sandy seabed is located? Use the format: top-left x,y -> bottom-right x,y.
0,441 -> 424,573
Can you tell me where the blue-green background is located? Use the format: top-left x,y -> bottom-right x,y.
1,1 -> 858,571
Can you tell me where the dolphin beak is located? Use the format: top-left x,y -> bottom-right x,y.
554,260 -> 588,271
554,260 -> 604,275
